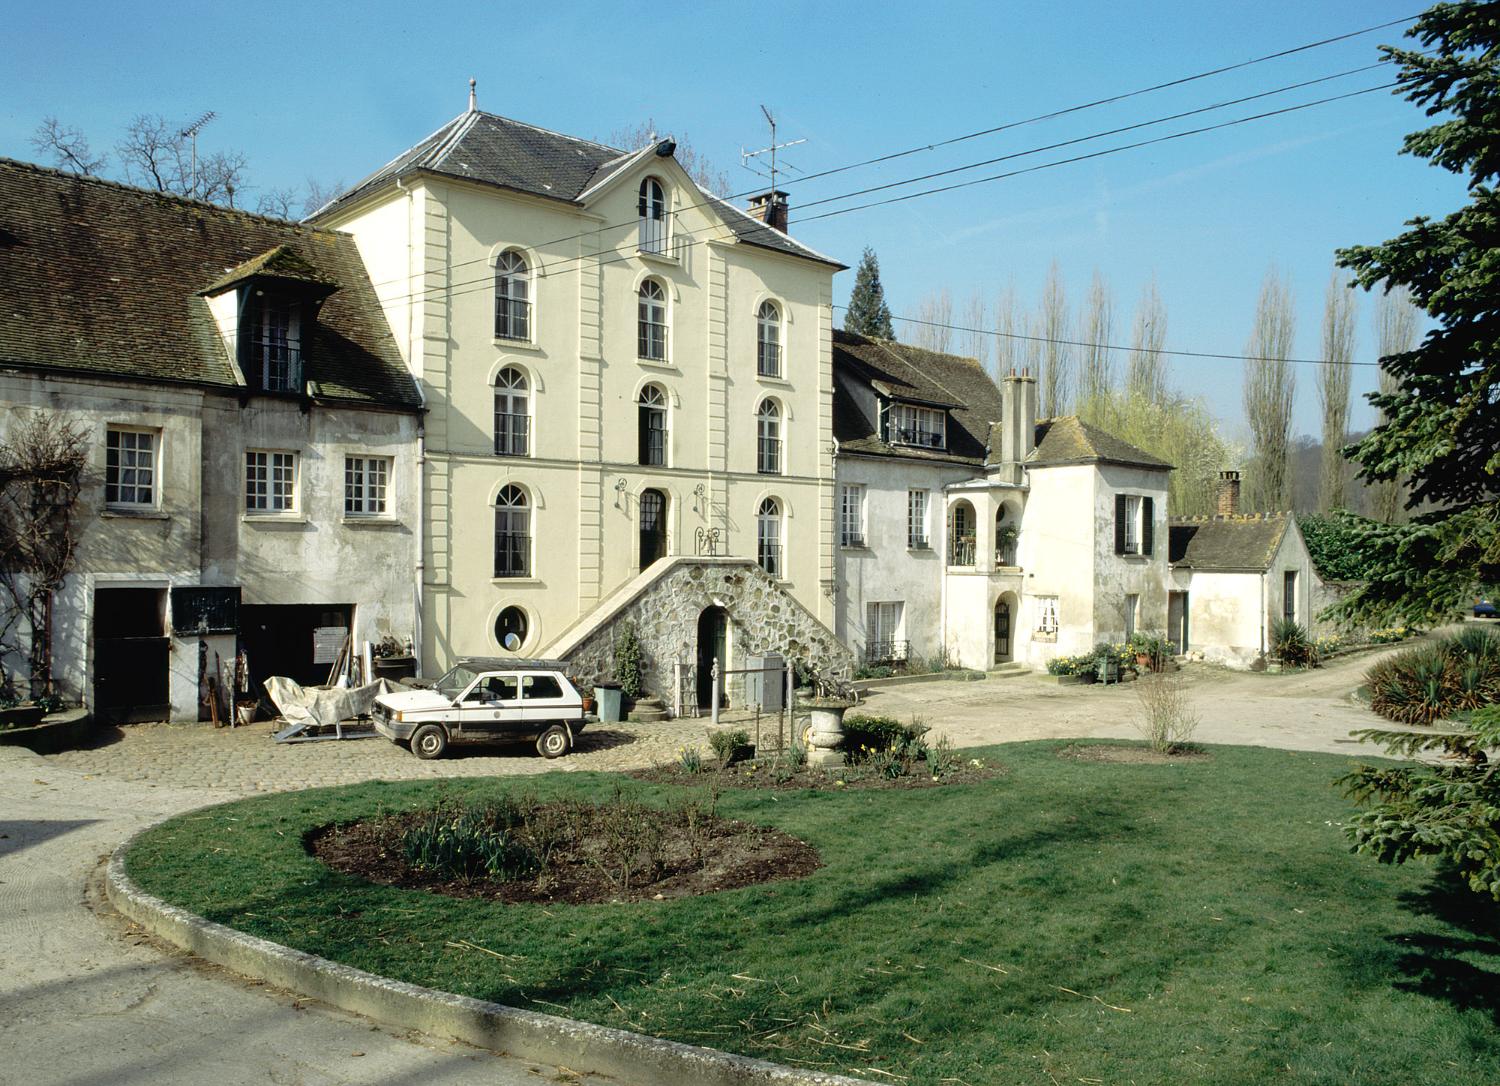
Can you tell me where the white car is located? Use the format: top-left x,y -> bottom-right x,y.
372,657 -> 588,759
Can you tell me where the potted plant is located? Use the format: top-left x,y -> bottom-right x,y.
1094,643 -> 1120,684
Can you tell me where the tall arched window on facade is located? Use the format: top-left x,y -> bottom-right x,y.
756,399 -> 782,475
494,484 -> 530,577
949,500 -> 976,566
638,177 -> 666,254
494,250 -> 530,340
638,384 -> 667,466
638,279 -> 667,361
757,497 -> 782,578
493,367 -> 529,456
756,301 -> 782,377
639,488 -> 668,571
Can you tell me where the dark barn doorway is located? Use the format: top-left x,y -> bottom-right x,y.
239,604 -> 353,693
93,587 -> 169,722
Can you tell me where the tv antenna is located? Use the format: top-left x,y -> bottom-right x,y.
740,105 -> 805,195
179,110 -> 217,199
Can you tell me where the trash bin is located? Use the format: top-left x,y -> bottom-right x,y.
596,682 -> 624,723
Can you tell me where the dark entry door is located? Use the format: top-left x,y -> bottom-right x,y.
640,488 -> 667,571
696,606 -> 727,709
94,587 -> 169,721
994,600 -> 1011,663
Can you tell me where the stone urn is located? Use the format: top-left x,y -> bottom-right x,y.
801,696 -> 853,768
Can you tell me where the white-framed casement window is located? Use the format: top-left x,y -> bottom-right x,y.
638,177 -> 667,255
756,497 -> 783,578
887,402 -> 945,449
756,301 -> 782,377
840,484 -> 865,547
907,489 -> 929,549
638,384 -> 668,466
866,601 -> 905,664
494,250 -> 531,341
245,450 -> 297,514
494,484 -> 531,578
756,399 -> 782,475
1037,596 -> 1060,634
245,298 -> 301,393
344,456 -> 390,517
105,426 -> 158,509
494,366 -> 530,457
1124,593 -> 1139,640
638,279 -> 668,361
1114,493 -> 1154,556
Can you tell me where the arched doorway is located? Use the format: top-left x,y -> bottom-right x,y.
993,596 -> 1013,664
949,500 -> 976,566
639,488 -> 667,570
696,605 -> 728,710
996,503 -> 1019,567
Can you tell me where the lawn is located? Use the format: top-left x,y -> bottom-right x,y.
125,741 -> 1500,1085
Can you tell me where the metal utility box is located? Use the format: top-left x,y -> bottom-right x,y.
744,653 -> 785,711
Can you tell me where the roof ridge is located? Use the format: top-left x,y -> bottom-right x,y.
0,156 -> 347,233
472,109 -> 624,154
423,110 -> 481,168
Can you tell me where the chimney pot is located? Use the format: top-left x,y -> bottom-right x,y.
747,190 -> 789,234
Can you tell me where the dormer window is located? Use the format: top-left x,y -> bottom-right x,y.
245,294 -> 301,394
886,402 -> 945,449
638,177 -> 667,255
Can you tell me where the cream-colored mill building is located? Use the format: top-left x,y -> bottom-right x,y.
314,102 -> 851,697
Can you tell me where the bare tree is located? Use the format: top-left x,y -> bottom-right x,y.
1126,277 -> 1169,406
1078,269 -> 1114,411
301,177 -> 346,218
30,117 -> 106,176
912,288 -> 954,354
1243,268 -> 1298,512
1372,285 -> 1421,523
113,113 -> 249,204
0,413 -> 90,699
607,119 -> 731,195
1317,270 -> 1358,511
255,187 -> 301,219
1037,261 -> 1072,417
958,290 -> 989,368
993,282 -> 1021,381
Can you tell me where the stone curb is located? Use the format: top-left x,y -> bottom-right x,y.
852,670 -> 988,691
106,829 -> 872,1086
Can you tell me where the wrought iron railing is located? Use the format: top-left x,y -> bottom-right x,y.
949,536 -> 976,566
246,337 -> 302,393
865,639 -> 910,666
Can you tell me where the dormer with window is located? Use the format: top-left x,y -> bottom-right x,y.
201,245 -> 337,397
881,400 -> 947,450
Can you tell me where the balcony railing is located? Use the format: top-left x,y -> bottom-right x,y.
246,337 -> 302,394
639,222 -> 690,261
996,541 -> 1018,567
865,639 -> 911,666
891,426 -> 944,449
949,536 -> 976,566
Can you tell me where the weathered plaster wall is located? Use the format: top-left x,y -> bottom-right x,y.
1090,463 -> 1172,644
1180,570 -> 1265,667
561,558 -> 850,702
1016,463 -> 1099,665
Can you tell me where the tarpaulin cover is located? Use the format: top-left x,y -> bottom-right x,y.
263,676 -> 396,728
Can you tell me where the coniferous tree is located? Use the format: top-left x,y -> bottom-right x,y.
843,247 -> 895,340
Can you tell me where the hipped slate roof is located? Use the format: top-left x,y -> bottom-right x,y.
1028,416 -> 1172,471
317,109 -> 842,268
0,159 -> 420,408
1168,513 -> 1290,571
832,331 -> 1002,464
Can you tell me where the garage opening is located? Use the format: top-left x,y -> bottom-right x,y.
93,587 -> 169,722
239,604 -> 353,694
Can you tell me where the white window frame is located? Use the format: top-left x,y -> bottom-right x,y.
1037,596 -> 1060,634
756,399 -> 782,475
638,279 -> 668,361
638,177 -> 668,255
344,455 -> 390,517
105,426 -> 158,509
246,298 -> 301,393
245,450 -> 298,514
756,300 -> 782,377
756,497 -> 783,579
1124,593 -> 1139,640
494,366 -> 530,457
887,402 -> 946,449
494,249 -> 531,342
494,484 -> 531,578
1122,494 -> 1143,554
907,489 -> 929,549
840,484 -> 865,547
866,601 -> 905,651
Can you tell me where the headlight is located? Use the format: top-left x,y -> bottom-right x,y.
393,710 -> 405,722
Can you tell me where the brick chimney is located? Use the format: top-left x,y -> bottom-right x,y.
1216,470 -> 1242,516
747,190 -> 789,233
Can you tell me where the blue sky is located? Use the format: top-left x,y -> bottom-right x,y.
5,1 -> 1462,441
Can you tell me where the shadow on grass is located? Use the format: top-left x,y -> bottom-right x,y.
1389,870 -> 1500,1023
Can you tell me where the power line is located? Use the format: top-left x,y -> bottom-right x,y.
847,306 -> 1381,368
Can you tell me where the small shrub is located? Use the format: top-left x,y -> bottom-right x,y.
401,800 -> 542,882
1369,625 -> 1419,645
783,740 -> 807,769
1271,619 -> 1318,669
34,691 -> 66,714
841,713 -> 907,756
854,663 -> 894,680
1133,670 -> 1200,753
927,734 -> 958,778
708,728 -> 751,765
613,622 -> 645,700
677,745 -> 705,774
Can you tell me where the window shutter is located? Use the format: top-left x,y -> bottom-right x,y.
1114,494 -> 1127,554
1142,497 -> 1155,555
638,406 -> 650,465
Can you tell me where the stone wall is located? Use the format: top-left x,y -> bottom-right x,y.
562,558 -> 851,701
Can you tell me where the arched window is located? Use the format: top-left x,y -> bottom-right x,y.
638,279 -> 667,360
494,250 -> 530,340
496,606 -> 529,651
493,367 -> 529,456
494,484 -> 530,577
638,384 -> 667,466
949,501 -> 976,566
996,503 -> 1019,567
756,399 -> 781,475
756,301 -> 782,377
757,497 -> 782,578
638,177 -> 667,254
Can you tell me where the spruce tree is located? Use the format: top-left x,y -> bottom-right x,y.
844,246 -> 895,340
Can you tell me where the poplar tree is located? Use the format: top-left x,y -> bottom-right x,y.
844,247 -> 895,340
1317,270 -> 1358,511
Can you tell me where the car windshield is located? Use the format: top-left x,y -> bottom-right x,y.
434,665 -> 478,700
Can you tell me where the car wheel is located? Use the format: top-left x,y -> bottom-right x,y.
411,724 -> 448,760
536,724 -> 570,759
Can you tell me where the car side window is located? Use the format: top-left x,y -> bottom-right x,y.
523,674 -> 563,699
488,675 -> 519,700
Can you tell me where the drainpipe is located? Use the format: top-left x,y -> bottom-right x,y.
415,421 -> 426,676
1259,571 -> 1266,660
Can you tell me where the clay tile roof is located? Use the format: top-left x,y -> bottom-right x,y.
0,158 -> 420,408
1167,513 -> 1290,570
317,110 -> 843,268
1028,416 -> 1172,470
832,330 -> 1002,464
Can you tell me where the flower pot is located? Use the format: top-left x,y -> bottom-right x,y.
1096,657 -> 1119,684
581,696 -> 597,715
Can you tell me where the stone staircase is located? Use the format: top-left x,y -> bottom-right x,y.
987,662 -> 1031,679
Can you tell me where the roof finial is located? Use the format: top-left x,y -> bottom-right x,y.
468,78 -> 477,113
